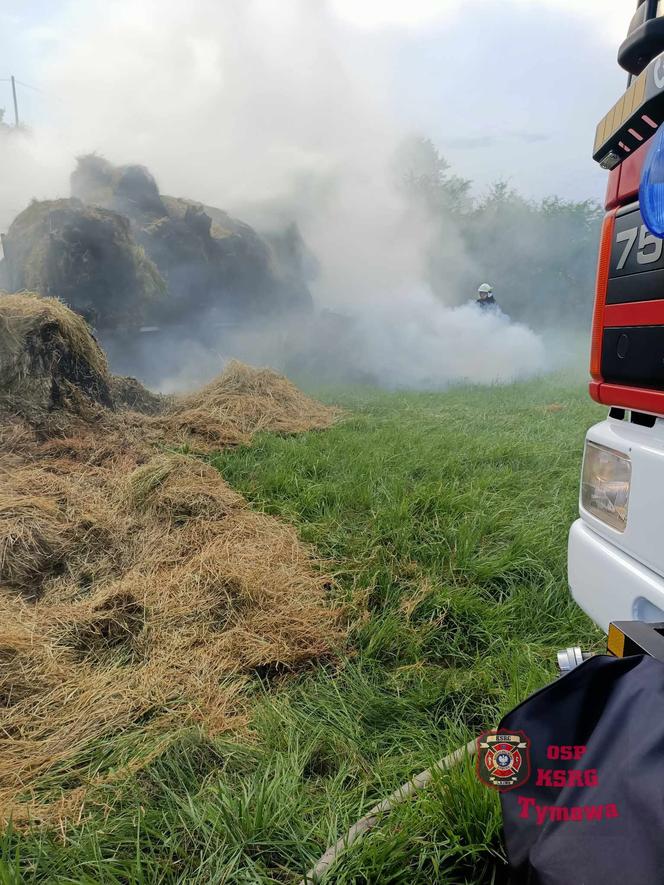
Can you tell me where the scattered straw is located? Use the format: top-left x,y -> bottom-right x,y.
0,294 -> 342,829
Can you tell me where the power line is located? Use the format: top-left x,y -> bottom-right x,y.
15,79 -> 45,94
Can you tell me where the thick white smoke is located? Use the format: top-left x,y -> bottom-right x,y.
1,0 -> 547,390
352,296 -> 545,388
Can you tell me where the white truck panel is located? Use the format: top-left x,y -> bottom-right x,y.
569,414 -> 664,631
568,519 -> 664,631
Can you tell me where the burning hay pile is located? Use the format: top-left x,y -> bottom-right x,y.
0,292 -> 341,828
0,292 -> 112,425
1,199 -> 166,328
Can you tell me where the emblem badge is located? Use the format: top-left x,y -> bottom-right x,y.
476,730 -> 531,791
655,56 -> 664,90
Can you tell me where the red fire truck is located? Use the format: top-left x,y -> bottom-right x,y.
569,1 -> 664,650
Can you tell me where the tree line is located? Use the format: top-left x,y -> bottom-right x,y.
395,136 -> 603,330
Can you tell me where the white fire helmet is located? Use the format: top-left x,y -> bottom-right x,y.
477,283 -> 493,294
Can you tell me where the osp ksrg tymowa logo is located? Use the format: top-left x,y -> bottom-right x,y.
476,730 -> 531,792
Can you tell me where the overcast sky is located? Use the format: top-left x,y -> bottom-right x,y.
0,0 -> 632,203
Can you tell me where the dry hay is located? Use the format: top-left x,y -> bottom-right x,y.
0,292 -> 111,425
0,295 -> 342,829
69,154 -> 313,323
174,359 -> 338,437
109,374 -> 170,416
1,198 -> 166,329
0,292 -> 338,454
0,456 -> 341,829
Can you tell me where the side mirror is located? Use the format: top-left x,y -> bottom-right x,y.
619,3 -> 664,76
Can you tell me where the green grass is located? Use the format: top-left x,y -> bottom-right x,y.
1,374 -> 605,883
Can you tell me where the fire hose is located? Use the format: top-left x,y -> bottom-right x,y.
298,646 -> 593,884
298,737 -> 478,884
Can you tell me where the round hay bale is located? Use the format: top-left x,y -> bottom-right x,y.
71,154 -> 313,323
0,292 -> 113,424
71,154 -> 165,219
1,198 -> 166,328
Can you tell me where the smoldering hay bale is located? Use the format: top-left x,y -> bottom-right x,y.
0,198 -> 166,329
71,154 -> 166,220
0,291 -> 112,425
0,294 -> 341,829
69,154 -> 313,325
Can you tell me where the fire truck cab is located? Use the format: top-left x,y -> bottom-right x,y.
569,1 -> 664,632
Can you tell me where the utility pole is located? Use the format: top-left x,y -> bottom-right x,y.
10,75 -> 19,127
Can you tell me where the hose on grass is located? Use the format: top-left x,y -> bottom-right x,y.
298,737 -> 478,885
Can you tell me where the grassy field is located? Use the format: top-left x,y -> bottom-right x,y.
1,374 -> 605,884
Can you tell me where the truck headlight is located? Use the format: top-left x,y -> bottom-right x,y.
581,442 -> 631,532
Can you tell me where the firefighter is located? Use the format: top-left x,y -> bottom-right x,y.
476,283 -> 497,309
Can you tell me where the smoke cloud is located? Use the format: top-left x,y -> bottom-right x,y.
1,0 -> 550,391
